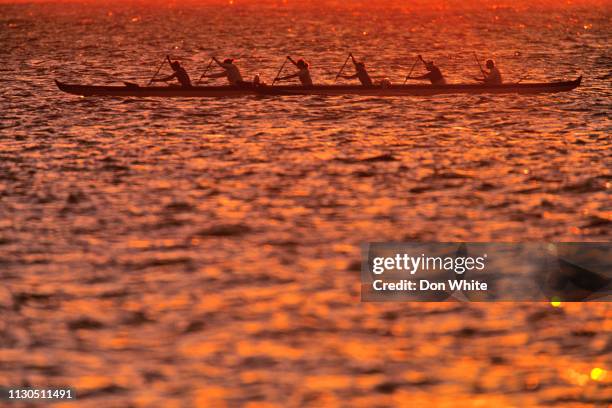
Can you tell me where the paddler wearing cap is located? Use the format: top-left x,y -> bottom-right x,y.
276,56 -> 313,86
405,55 -> 446,85
203,57 -> 244,86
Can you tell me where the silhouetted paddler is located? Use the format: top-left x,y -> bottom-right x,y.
339,54 -> 373,86
151,60 -> 192,87
204,57 -> 244,86
276,56 -> 313,86
476,59 -> 503,84
405,55 -> 446,85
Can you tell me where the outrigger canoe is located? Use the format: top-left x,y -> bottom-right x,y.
55,77 -> 581,98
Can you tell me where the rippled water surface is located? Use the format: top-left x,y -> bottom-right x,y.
1,1 -> 611,406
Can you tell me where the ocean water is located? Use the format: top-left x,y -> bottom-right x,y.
1,1 -> 611,406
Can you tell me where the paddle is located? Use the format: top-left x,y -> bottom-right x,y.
272,57 -> 289,85
473,52 -> 486,79
147,55 -> 170,86
403,56 -> 420,84
334,53 -> 352,83
196,57 -> 214,85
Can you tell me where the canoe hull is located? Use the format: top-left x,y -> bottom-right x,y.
55,77 -> 582,98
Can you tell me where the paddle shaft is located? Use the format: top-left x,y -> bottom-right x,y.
473,52 -> 486,78
197,57 -> 215,84
334,53 -> 352,83
147,55 -> 170,86
272,57 -> 288,85
404,56 -> 420,84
